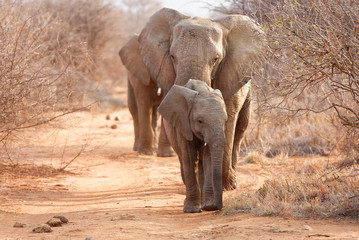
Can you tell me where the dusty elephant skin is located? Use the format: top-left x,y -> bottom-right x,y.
119,36 -> 174,157
122,8 -> 266,190
158,80 -> 227,213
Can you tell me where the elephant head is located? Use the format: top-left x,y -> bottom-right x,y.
139,8 -> 266,99
158,79 -> 227,211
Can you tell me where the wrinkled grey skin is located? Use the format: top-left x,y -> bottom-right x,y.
158,80 -> 227,213
124,8 -> 266,189
119,35 -> 173,156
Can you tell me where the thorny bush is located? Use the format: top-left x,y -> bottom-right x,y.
215,0 -> 359,156
0,0 -> 125,145
216,0 -> 359,218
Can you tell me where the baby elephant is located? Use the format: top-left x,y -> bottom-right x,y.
158,79 -> 227,213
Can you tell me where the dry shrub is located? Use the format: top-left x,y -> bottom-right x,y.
0,0 -> 163,168
216,0 -> 359,218
243,110 -> 340,158
339,128 -> 359,169
1,0 -> 77,144
32,0 -> 128,105
0,0 -> 127,148
224,158 -> 359,218
214,0 -> 359,157
0,0 -> 122,169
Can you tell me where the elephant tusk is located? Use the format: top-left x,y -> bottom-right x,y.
157,88 -> 162,96
204,142 -> 207,146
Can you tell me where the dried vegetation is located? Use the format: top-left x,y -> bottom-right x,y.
216,0 -> 359,218
0,0 -> 126,145
0,0 -> 160,165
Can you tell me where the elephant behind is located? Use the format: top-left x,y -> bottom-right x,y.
119,35 -> 173,157
159,79 -> 227,213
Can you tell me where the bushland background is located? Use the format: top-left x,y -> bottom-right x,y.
0,0 -> 358,223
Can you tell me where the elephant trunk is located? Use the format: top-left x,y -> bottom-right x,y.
208,134 -> 225,210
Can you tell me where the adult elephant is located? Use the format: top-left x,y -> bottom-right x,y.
119,35 -> 173,156
135,8 -> 266,190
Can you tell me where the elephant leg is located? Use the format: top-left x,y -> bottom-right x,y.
137,102 -> 155,155
179,155 -> 186,184
134,83 -> 155,155
157,118 -> 175,157
222,85 -> 251,190
127,78 -> 139,151
232,89 -> 251,169
162,121 -> 184,182
182,139 -> 201,213
222,93 -> 241,191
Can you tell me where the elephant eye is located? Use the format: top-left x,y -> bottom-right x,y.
170,54 -> 175,61
198,118 -> 203,124
213,55 -> 219,64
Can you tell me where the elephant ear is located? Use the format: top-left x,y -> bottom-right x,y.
139,8 -> 189,91
119,35 -> 150,86
215,15 -> 267,99
158,85 -> 198,141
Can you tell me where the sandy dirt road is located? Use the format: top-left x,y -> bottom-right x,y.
0,107 -> 358,240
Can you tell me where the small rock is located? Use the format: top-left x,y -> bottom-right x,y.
53,215 -> 69,223
32,224 -> 52,233
13,222 -> 26,228
110,124 -> 117,129
106,115 -> 110,120
47,218 -> 63,227
271,228 -> 288,233
85,238 -> 95,240
114,116 -> 120,121
303,225 -> 312,231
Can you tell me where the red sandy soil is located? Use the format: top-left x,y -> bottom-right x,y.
0,107 -> 358,240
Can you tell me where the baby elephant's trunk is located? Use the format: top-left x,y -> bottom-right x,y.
202,139 -> 224,211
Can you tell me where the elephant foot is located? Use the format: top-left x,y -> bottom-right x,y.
183,205 -> 202,213
202,204 -> 222,211
222,174 -> 237,191
157,149 -> 175,157
183,198 -> 201,213
157,144 -> 175,157
202,197 -> 222,211
133,142 -> 139,152
137,147 -> 155,156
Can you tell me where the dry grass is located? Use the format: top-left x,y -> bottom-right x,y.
225,149 -> 359,218
0,163 -> 73,178
243,109 -> 341,158
224,135 -> 359,218
239,151 -> 265,164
